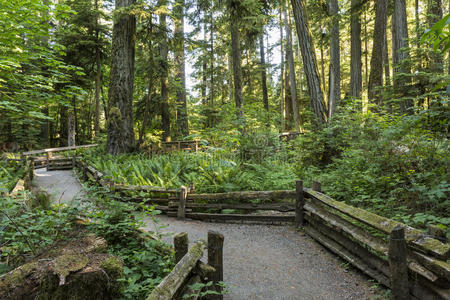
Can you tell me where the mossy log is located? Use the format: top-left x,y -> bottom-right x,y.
22,144 -> 98,156
0,235 -> 121,300
304,188 -> 450,260
147,241 -> 205,300
187,190 -> 296,202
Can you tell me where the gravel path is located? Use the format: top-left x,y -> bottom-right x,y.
143,215 -> 378,300
33,168 -> 85,204
33,169 -> 378,300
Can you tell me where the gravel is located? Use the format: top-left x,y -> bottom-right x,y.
144,215 -> 378,300
32,169 -> 378,299
33,168 -> 85,204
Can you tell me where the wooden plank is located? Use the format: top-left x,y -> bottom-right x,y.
411,251 -> 450,283
22,144 -> 97,156
10,179 -> 25,196
146,241 -> 205,300
180,213 -> 295,223
112,184 -> 179,194
304,225 -> 391,287
47,166 -> 74,171
304,188 -> 450,260
168,202 -> 294,212
187,190 -> 296,202
304,202 -> 388,255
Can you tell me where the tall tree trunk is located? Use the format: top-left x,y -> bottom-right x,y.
392,0 -> 412,113
368,0 -> 387,103
230,4 -> 245,135
364,9 -> 369,92
94,0 -> 101,137
350,0 -> 362,99
290,0 -> 327,125
427,0 -> 443,73
138,21 -> 154,146
383,24 -> 391,87
209,9 -> 215,128
259,33 -> 269,115
283,2 -> 300,131
279,8 -> 286,131
202,18 -> 207,105
158,0 -> 170,141
328,0 -> 341,119
106,0 -> 136,154
174,0 -> 188,138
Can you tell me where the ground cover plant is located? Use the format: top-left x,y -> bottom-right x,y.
0,159 -> 26,194
78,147 -> 298,194
292,105 -> 450,234
0,184 -> 174,299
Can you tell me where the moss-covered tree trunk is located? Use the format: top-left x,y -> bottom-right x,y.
107,0 -> 136,154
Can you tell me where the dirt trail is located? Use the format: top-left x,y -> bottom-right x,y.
34,168 -> 377,300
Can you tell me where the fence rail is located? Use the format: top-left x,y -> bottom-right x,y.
72,159 -> 449,299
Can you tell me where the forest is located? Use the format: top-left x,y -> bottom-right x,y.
0,0 -> 449,299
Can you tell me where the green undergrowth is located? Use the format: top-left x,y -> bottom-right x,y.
76,147 -> 297,194
83,188 -> 174,299
1,183 -> 174,299
293,104 -> 449,234
0,159 -> 26,193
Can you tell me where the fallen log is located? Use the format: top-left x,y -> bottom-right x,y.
0,234 -> 122,300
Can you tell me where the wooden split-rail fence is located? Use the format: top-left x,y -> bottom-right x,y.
15,146 -> 450,299
147,231 -> 224,300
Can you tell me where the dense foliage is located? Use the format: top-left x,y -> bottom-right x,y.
0,160 -> 26,193
79,147 -> 297,193
0,185 -> 174,299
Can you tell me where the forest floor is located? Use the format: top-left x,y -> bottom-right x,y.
33,168 -> 380,300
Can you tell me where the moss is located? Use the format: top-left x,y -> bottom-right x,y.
52,254 -> 89,285
100,256 -> 123,280
0,262 -> 37,290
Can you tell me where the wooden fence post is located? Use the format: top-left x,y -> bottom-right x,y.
29,158 -> 34,181
174,232 -> 189,264
295,180 -> 304,228
177,186 -> 188,220
208,230 -> 224,300
389,225 -> 410,300
312,180 -> 321,192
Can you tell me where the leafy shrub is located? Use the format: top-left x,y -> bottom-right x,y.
292,105 -> 450,231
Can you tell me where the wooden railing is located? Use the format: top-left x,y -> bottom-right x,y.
146,231 -> 224,300
74,160 -> 449,299
21,144 -> 98,157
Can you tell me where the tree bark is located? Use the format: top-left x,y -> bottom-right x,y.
138,21 -> 154,146
427,0 -> 443,74
290,0 -> 327,125
259,33 -> 269,116
158,0 -> 170,141
283,2 -> 300,131
328,0 -> 341,120
106,0 -> 136,154
350,0 -> 362,99
230,3 -> 245,135
392,0 -> 412,113
279,8 -> 286,131
174,0 -> 189,138
368,0 -> 387,103
94,0 -> 101,137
